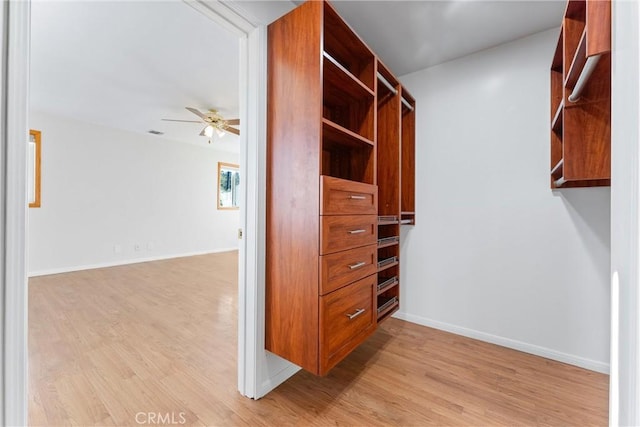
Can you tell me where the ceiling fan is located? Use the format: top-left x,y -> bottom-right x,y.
162,107 -> 240,143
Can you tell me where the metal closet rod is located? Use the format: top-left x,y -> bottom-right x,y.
376,71 -> 414,111
401,97 -> 414,111
376,72 -> 398,95
568,54 -> 602,103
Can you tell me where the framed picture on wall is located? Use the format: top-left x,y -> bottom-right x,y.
217,162 -> 239,210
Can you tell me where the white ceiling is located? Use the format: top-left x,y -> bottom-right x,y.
30,1 -> 565,149
329,1 -> 566,77
30,0 -> 241,151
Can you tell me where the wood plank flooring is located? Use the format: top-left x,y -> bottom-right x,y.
29,252 -> 608,426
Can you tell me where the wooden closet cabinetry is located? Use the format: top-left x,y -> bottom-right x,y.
550,0 -> 611,188
266,0 -> 415,375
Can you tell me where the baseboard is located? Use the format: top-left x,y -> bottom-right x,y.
257,364 -> 300,399
394,311 -> 610,374
27,248 -> 239,277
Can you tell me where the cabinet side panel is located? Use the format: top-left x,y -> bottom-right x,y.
377,90 -> 401,216
401,99 -> 416,214
266,1 -> 322,373
586,0 -> 611,56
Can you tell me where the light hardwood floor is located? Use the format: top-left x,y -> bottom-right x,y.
29,252 -> 608,426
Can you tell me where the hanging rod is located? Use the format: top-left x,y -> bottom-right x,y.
376,72 -> 398,96
401,97 -> 414,111
554,177 -> 567,187
568,54 -> 602,103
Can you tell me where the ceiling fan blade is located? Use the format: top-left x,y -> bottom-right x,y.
161,119 -> 202,123
226,119 -> 240,126
223,126 -> 240,136
199,126 -> 208,137
186,107 -> 209,120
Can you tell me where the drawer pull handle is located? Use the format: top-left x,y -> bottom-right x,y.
348,261 -> 366,270
348,229 -> 366,234
349,195 -> 366,200
346,308 -> 366,320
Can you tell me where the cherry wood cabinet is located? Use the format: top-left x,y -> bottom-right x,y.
266,0 -> 415,375
550,0 -> 611,188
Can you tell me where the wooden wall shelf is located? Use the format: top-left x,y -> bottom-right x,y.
550,0 -> 610,189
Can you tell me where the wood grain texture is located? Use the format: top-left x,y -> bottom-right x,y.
266,0 -> 322,373
320,215 -> 377,255
322,1 -> 375,91
586,0 -> 611,56
320,175 -> 377,215
319,274 -> 376,375
376,67 -> 401,217
563,14 -> 586,78
29,253 -> 609,426
550,0 -> 610,188
563,54 -> 610,181
319,244 -> 377,295
401,88 -> 416,215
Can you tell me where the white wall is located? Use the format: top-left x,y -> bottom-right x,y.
398,29 -> 611,372
28,111 -> 239,275
611,0 -> 640,424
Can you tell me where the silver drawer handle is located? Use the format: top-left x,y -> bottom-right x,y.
346,308 -> 366,320
348,261 -> 366,270
348,229 -> 366,234
349,195 -> 366,200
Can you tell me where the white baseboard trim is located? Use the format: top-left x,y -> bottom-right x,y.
27,248 -> 239,277
258,364 -> 300,399
394,311 -> 610,374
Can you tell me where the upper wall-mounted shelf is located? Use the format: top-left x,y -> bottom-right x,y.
549,0 -> 610,189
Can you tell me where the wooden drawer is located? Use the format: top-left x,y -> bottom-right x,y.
320,215 -> 377,255
319,244 -> 377,295
320,274 -> 375,374
321,176 -> 377,215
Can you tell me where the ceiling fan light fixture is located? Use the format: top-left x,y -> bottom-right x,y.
215,128 -> 226,138
204,125 -> 214,138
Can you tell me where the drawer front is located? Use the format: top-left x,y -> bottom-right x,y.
320,215 -> 377,255
319,244 -> 377,295
320,275 -> 375,374
321,176 -> 377,215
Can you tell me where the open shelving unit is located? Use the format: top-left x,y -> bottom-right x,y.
549,0 -> 611,189
266,0 -> 415,376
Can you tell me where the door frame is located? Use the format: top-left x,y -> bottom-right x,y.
1,1 -> 297,424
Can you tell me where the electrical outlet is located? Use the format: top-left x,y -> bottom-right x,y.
134,243 -> 141,252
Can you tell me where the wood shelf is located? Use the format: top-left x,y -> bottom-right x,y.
323,1 -> 375,91
552,101 -> 564,133
551,159 -> 564,178
377,276 -> 398,295
324,52 -> 375,101
377,296 -> 399,320
564,29 -> 587,89
322,118 -> 374,148
549,0 -> 610,189
378,236 -> 399,249
377,304 -> 399,323
266,0 -> 414,377
378,257 -> 398,272
378,217 -> 399,225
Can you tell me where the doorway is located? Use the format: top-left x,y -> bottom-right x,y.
1,1 -> 284,424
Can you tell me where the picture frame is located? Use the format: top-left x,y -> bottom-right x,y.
217,162 -> 239,210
